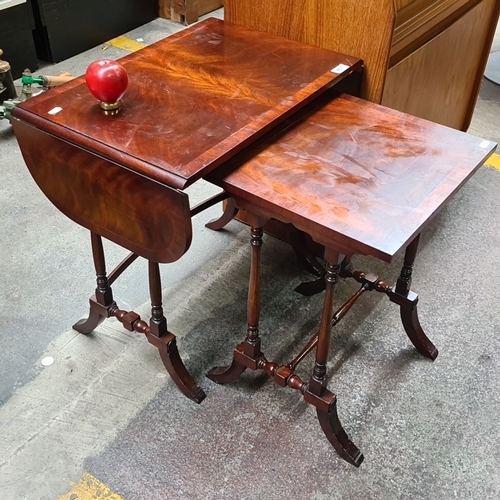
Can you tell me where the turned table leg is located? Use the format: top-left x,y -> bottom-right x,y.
207,230 -> 362,466
146,261 -> 206,404
73,232 -> 116,333
389,234 -> 438,360
74,232 -> 205,403
207,224 -> 265,383
304,250 -> 364,467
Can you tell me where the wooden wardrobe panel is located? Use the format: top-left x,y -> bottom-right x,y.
392,0 -> 482,62
395,0 -> 420,8
224,0 -> 396,102
226,0 -> 500,130
382,0 -> 497,130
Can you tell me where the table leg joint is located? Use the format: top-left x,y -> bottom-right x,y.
304,384 -> 336,414
73,295 -> 117,334
388,287 -> 419,307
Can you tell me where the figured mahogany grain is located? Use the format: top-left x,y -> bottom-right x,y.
209,94 -> 496,262
12,18 -> 361,190
13,120 -> 192,264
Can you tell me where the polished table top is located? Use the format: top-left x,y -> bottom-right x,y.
11,19 -> 361,264
209,93 -> 496,262
13,18 -> 362,190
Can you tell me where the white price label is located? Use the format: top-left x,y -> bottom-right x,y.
331,64 -> 350,74
48,107 -> 62,116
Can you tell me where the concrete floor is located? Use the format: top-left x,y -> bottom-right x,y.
1,9 -> 500,500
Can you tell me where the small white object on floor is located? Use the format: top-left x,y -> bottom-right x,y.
41,356 -> 54,367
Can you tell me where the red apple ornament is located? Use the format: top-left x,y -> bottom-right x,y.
85,59 -> 128,115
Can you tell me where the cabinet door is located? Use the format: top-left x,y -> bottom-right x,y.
382,0 -> 498,130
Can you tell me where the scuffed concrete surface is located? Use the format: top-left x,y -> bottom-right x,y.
1,9 -> 500,500
83,168 -> 500,499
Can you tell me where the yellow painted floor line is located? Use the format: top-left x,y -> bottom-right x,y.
485,152 -> 500,170
104,35 -> 147,52
58,472 -> 123,499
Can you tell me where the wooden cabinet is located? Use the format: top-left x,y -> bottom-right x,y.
384,0 -> 498,129
159,0 -> 223,24
225,0 -> 500,130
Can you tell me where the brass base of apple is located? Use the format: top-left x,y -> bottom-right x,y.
100,101 -> 121,115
